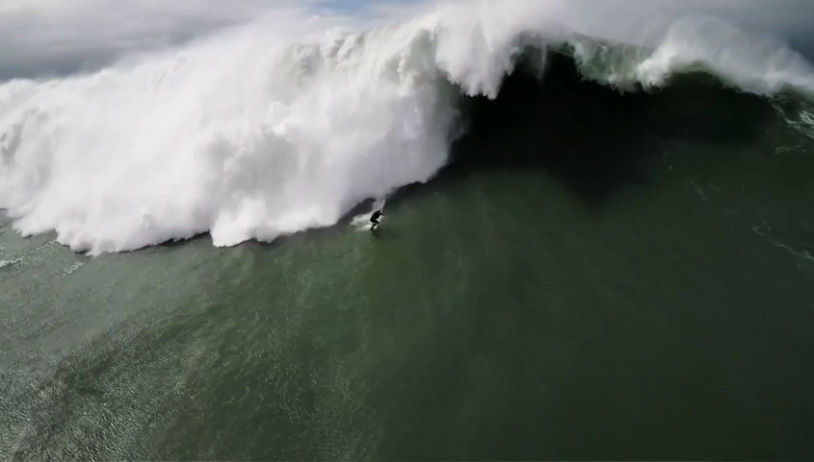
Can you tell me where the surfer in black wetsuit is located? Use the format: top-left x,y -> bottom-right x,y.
370,209 -> 383,231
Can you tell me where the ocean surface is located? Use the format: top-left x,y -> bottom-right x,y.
2,0 -> 814,459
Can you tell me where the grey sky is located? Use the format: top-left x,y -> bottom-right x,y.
0,0 -> 322,80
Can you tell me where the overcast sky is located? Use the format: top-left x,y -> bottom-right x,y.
0,0 -> 811,82
0,0 -> 345,80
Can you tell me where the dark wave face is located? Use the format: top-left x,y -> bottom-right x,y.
442,46 -> 806,199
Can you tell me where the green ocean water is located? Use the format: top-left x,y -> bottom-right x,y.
2,59 -> 814,460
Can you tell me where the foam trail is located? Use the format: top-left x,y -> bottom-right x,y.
0,257 -> 23,269
1,0 -> 813,254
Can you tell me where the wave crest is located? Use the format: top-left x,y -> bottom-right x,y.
1,0 -> 813,254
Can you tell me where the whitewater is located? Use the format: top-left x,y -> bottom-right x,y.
1,0 -> 813,255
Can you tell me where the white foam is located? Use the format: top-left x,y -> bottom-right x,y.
0,257 -> 22,268
64,261 -> 85,275
0,0 -> 812,254
0,11 -> 458,254
632,18 -> 814,95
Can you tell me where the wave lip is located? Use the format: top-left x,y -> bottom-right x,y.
631,18 -> 814,95
1,0 -> 813,254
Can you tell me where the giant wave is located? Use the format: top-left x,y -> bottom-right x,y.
1,0 -> 813,255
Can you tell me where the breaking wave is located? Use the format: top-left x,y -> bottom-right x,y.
1,0 -> 813,254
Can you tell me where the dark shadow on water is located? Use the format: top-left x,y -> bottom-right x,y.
382,49 -> 777,212
368,226 -> 401,241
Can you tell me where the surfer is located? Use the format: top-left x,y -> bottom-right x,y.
369,209 -> 383,231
